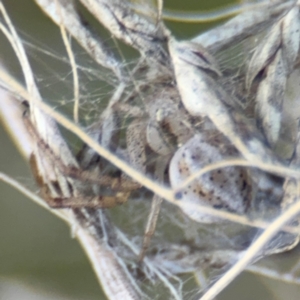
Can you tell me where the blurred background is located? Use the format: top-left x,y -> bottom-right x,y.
1,0 -> 300,299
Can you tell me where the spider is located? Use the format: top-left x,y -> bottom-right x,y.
23,80 -> 198,261
25,0 -> 300,265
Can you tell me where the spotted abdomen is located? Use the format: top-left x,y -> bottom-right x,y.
169,132 -> 252,223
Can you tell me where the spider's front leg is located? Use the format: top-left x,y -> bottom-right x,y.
24,111 -> 140,209
43,188 -> 132,209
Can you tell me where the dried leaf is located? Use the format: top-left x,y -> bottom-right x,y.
169,38 -> 279,165
79,0 -> 168,66
35,0 -> 122,79
255,49 -> 287,146
248,6 -> 300,146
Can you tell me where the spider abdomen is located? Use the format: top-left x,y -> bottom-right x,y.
169,133 -> 252,223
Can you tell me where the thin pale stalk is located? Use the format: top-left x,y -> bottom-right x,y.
247,265 -> 300,285
200,197 -> 300,300
35,0 -> 122,79
57,3 -> 80,123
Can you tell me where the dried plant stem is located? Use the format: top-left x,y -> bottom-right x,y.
193,0 -> 293,52
169,2 -> 268,22
176,159 -> 300,191
0,172 -> 68,222
35,0 -> 122,79
246,265 -> 300,285
76,231 -> 141,300
57,4 -> 80,123
136,1 -> 271,23
200,198 -> 300,300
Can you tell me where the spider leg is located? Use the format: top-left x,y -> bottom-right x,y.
24,114 -> 139,208
138,157 -> 168,262
138,194 -> 163,262
44,191 -> 131,209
